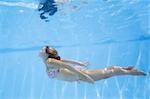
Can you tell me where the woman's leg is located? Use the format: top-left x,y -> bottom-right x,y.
82,66 -> 147,82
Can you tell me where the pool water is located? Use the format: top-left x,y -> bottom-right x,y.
0,0 -> 150,99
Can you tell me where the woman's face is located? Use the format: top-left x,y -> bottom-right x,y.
39,46 -> 49,60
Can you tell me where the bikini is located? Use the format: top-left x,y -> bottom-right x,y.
46,53 -> 61,78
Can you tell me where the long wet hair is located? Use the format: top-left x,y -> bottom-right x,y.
45,46 -> 61,60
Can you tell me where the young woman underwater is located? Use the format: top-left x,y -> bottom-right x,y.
39,46 -> 147,84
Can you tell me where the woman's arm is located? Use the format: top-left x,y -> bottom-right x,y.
61,59 -> 89,66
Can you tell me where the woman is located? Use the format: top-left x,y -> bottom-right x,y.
39,46 -> 147,84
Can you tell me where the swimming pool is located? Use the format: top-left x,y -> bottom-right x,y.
0,0 -> 150,99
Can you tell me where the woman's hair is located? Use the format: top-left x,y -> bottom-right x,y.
45,46 -> 61,60
48,54 -> 61,60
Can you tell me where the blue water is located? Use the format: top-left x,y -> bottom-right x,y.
0,0 -> 150,99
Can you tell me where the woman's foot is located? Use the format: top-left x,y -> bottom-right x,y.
123,66 -> 147,76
